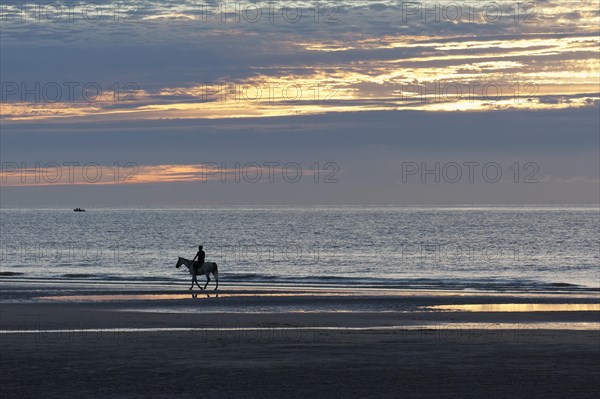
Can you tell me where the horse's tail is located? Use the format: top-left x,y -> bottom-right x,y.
212,263 -> 219,280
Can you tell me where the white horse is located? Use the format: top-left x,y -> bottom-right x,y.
175,257 -> 219,291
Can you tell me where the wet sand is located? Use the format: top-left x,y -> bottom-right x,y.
1,280 -> 599,398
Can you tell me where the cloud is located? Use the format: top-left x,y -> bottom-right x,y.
1,1 -> 598,205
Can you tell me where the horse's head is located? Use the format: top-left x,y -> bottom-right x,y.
175,257 -> 183,269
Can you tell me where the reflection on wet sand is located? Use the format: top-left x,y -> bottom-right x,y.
37,292 -> 347,301
39,293 -> 225,301
2,322 -> 600,334
191,293 -> 218,299
430,304 -> 600,312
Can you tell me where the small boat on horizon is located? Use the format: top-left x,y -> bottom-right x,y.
73,208 -> 86,212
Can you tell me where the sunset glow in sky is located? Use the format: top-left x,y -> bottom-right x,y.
1,1 -> 598,205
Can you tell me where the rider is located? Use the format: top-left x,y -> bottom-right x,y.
192,245 -> 205,273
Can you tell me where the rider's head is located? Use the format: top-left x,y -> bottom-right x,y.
199,245 -> 203,250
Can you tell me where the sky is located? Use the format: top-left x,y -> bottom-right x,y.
0,0 -> 598,206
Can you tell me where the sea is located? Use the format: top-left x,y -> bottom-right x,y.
1,206 -> 599,291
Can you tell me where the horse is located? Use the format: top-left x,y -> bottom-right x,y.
175,257 -> 219,291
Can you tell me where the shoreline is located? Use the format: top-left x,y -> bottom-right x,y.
2,276 -> 599,292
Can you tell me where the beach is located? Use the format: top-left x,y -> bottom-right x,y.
1,279 -> 598,398
2,0 -> 599,394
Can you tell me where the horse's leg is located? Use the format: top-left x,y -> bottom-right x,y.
213,271 -> 218,291
203,274 -> 210,290
196,273 -> 203,290
190,269 -> 199,290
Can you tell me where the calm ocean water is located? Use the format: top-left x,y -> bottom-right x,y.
1,207 -> 598,291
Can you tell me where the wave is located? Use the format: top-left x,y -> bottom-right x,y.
216,273 -> 596,292
62,273 -> 96,278
3,271 -> 596,292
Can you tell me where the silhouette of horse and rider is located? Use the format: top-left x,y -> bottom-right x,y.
175,245 -> 219,291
